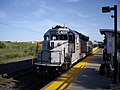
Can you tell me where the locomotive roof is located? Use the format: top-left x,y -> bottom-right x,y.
44,25 -> 89,41
44,25 -> 69,36
74,31 -> 89,41
52,25 -> 68,29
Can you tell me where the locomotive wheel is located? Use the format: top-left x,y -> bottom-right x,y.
61,54 -> 72,71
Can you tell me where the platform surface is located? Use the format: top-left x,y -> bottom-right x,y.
44,49 -> 111,90
70,49 -> 111,90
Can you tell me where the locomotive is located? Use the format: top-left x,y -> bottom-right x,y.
33,25 -> 97,72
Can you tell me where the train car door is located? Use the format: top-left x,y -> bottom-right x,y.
68,32 -> 75,53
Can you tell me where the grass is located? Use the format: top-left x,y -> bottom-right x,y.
0,42 -> 42,63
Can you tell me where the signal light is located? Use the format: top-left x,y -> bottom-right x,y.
102,6 -> 110,13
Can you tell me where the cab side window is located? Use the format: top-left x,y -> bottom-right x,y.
51,35 -> 58,40
68,33 -> 75,43
44,35 -> 49,41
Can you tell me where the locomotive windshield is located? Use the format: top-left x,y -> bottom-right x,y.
51,35 -> 58,40
51,35 -> 67,40
59,35 -> 67,40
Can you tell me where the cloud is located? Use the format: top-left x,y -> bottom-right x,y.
64,0 -> 81,2
33,8 -> 48,17
92,31 -> 100,35
66,9 -> 87,18
33,7 -> 55,17
14,0 -> 37,7
31,1 -> 55,17
0,11 -> 7,19
2,19 -> 61,34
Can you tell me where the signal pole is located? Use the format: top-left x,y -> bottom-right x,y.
113,5 -> 118,84
102,5 -> 118,83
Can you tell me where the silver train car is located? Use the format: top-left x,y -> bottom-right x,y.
34,25 -> 94,72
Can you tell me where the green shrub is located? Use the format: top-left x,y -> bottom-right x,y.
5,53 -> 18,58
0,42 -> 42,61
0,42 -> 6,49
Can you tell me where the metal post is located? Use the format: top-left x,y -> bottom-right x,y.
119,62 -> 120,83
118,62 -> 120,83
113,5 -> 118,84
32,42 -> 39,65
102,5 -> 118,83
36,42 -> 39,54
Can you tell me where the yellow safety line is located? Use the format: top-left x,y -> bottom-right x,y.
92,48 -> 100,55
45,48 -> 100,90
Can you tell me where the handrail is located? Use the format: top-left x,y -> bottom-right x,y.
51,42 -> 68,49
42,50 -> 64,52
117,52 -> 120,63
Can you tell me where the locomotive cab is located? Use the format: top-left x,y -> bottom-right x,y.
34,26 -> 71,71
34,25 -> 89,72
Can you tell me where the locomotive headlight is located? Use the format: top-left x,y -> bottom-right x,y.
37,67 -> 39,69
56,68 -> 58,70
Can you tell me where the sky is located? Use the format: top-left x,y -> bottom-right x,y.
0,0 -> 120,42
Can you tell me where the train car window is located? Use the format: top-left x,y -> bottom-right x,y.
44,35 -> 49,41
51,35 -> 58,40
68,34 -> 74,43
59,35 -> 67,40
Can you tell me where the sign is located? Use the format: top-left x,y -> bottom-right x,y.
107,37 -> 114,54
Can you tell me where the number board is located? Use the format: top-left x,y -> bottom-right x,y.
59,30 -> 68,34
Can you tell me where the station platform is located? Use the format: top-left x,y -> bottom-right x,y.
43,49 -> 111,90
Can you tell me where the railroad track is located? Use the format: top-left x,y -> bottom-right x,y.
0,67 -> 33,89
2,67 -> 33,78
0,66 -> 61,90
0,59 -> 85,90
